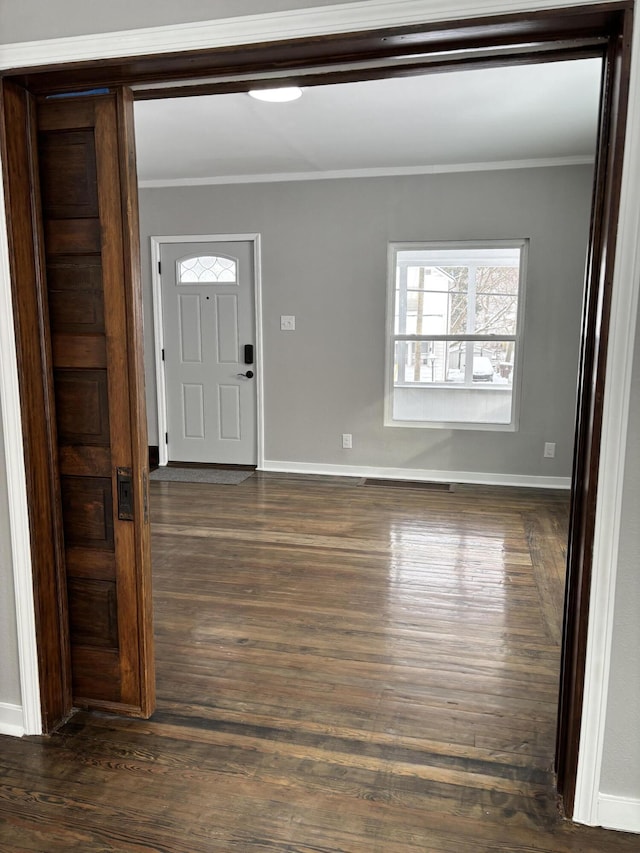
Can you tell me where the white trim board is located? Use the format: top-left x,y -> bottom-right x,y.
261,460 -> 571,489
0,0 -> 620,69
597,795 -> 640,834
138,157 -> 595,189
150,234 -> 264,469
0,702 -> 25,738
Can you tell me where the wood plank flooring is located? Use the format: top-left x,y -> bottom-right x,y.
1,474 -> 638,851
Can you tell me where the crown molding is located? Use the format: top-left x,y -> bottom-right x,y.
138,156 -> 595,188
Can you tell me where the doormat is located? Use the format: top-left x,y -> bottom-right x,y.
361,478 -> 452,491
150,467 -> 255,485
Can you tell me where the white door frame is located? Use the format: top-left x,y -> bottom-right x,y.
150,234 -> 264,468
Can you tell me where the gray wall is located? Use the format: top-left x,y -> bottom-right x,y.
0,394 -> 22,708
600,292 -> 640,800
140,165 -> 593,480
0,0 -> 353,43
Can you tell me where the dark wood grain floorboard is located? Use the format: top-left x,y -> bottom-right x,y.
1,475 -> 637,851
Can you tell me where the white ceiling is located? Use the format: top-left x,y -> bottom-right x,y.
134,58 -> 602,185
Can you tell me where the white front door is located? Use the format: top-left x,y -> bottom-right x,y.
160,240 -> 257,465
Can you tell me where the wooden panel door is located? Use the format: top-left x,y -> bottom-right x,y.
37,91 -> 155,715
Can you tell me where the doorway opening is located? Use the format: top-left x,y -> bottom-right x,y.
133,54 -> 599,813
0,4 -> 632,821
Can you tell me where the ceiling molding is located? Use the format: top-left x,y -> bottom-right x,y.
0,0 -> 615,71
137,155 -> 595,188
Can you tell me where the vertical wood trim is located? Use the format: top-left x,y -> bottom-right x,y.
94,99 -> 133,701
93,97 -> 141,708
116,88 -> 155,716
0,80 -> 71,731
0,104 -> 42,736
556,5 -> 633,817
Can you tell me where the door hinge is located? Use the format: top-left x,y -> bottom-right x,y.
158,261 -> 162,275
161,348 -> 165,361
165,432 -> 168,444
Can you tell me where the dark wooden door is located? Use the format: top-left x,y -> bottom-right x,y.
36,91 -> 155,716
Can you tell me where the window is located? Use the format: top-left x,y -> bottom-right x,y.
178,255 -> 237,283
385,241 -> 527,430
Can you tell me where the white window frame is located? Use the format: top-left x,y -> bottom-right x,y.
384,239 -> 528,431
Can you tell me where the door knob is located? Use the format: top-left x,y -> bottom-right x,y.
237,370 -> 254,379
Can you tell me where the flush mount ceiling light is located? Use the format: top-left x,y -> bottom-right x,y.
248,86 -> 303,103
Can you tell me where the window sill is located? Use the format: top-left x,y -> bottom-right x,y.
384,417 -> 517,431
394,382 -> 513,391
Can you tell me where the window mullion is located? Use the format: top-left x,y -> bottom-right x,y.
465,264 -> 477,384
413,267 -> 425,381
398,260 -> 408,384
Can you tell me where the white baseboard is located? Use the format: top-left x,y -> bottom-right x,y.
597,794 -> 640,834
260,459 -> 571,489
0,702 -> 25,737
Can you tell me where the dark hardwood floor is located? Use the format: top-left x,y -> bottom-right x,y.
1,474 -> 637,851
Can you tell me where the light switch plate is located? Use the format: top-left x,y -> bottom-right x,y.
280,315 -> 296,331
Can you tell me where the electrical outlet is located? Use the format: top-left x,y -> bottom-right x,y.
342,433 -> 352,449
544,442 -> 556,458
280,315 -> 296,331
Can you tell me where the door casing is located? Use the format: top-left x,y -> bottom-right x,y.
0,2 -> 634,818
150,234 -> 264,468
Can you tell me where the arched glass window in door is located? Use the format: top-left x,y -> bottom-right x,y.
177,254 -> 237,284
